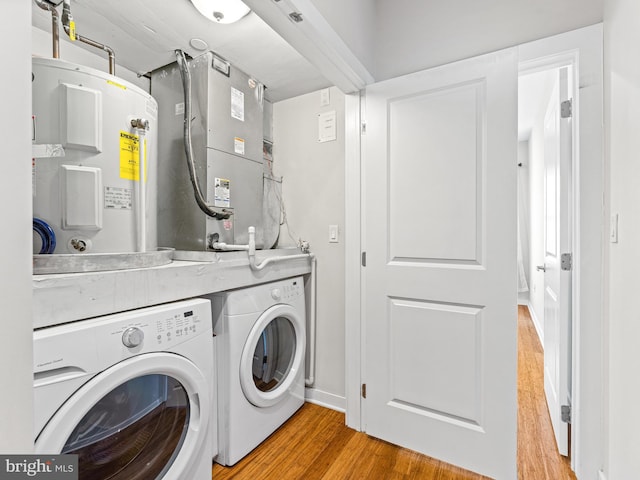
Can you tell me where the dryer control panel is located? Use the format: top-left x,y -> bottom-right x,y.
270,279 -> 302,302
210,276 -> 305,316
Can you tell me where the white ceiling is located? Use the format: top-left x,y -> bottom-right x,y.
31,0 -> 332,102
373,0 -> 603,81
31,0 -> 603,108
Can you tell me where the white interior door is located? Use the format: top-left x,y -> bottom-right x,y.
542,67 -> 572,457
363,49 -> 518,479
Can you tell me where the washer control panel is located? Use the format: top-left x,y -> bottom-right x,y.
271,278 -> 303,303
33,299 -> 212,375
150,307 -> 204,347
108,299 -> 211,353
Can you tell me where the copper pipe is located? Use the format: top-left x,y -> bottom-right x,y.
34,0 -> 60,59
61,0 -> 116,75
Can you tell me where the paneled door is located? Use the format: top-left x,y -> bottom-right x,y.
363,49 -> 518,479
542,66 -> 573,457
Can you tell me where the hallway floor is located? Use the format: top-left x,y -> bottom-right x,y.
211,305 -> 576,479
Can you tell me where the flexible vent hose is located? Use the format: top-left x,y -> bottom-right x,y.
175,50 -> 232,220
33,218 -> 56,254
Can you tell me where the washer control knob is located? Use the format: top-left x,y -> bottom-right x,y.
271,288 -> 281,301
122,327 -> 144,348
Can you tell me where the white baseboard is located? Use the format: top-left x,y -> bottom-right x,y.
305,387 -> 346,412
527,302 -> 544,345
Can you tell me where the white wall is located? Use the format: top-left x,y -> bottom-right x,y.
310,0 -> 376,76
373,0 -> 603,81
527,99 -> 548,336
521,70 -> 558,332
604,0 -> 640,477
0,0 -> 34,452
517,141 -> 530,306
273,87 -> 346,407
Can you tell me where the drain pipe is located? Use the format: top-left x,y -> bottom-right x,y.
131,119 -> 149,253
212,242 -> 250,251
61,0 -> 116,75
305,254 -> 317,387
35,0 -> 60,59
247,226 -> 312,270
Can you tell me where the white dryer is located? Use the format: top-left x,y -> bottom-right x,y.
206,276 -> 306,466
33,298 -> 216,480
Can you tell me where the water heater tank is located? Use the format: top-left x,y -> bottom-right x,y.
32,57 -> 158,254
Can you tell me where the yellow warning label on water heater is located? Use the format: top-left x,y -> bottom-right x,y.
119,131 -> 147,181
69,20 -> 76,41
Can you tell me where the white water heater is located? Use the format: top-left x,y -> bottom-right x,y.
32,57 -> 158,254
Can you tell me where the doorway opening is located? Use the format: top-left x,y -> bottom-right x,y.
518,59 -> 576,469
345,25 -> 604,480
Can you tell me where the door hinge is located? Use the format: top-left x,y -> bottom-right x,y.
561,253 -> 573,271
361,122 -> 367,135
361,251 -> 366,267
361,383 -> 367,398
561,404 -> 571,423
561,99 -> 573,119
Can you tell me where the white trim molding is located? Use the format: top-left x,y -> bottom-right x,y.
527,302 -> 544,346
305,388 -> 346,413
242,0 -> 374,94
344,91 -> 362,430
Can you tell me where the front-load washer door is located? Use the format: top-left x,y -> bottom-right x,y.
239,304 -> 305,408
35,353 -> 209,480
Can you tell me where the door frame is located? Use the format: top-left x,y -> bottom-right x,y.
344,24 -> 604,479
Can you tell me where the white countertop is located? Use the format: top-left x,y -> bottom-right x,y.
33,249 -> 312,329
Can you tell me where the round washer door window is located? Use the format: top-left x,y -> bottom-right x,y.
36,353 -> 210,480
239,304 -> 305,408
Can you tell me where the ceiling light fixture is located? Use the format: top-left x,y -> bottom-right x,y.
190,0 -> 251,24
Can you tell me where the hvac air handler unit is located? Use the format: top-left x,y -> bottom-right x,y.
151,51 -> 265,251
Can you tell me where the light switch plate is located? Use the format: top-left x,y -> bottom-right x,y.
320,88 -> 330,106
329,225 -> 339,243
610,213 -> 618,243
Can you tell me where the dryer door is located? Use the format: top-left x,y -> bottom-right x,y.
35,352 -> 209,480
239,304 -> 305,407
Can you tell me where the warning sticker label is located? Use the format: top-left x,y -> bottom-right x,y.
234,137 -> 245,156
214,177 -> 230,208
105,186 -> 132,210
119,131 -> 147,181
231,87 -> 244,122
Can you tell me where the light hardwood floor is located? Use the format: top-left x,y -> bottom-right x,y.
211,305 -> 576,479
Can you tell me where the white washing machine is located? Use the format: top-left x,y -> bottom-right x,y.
33,298 -> 216,480
205,276 -> 306,466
